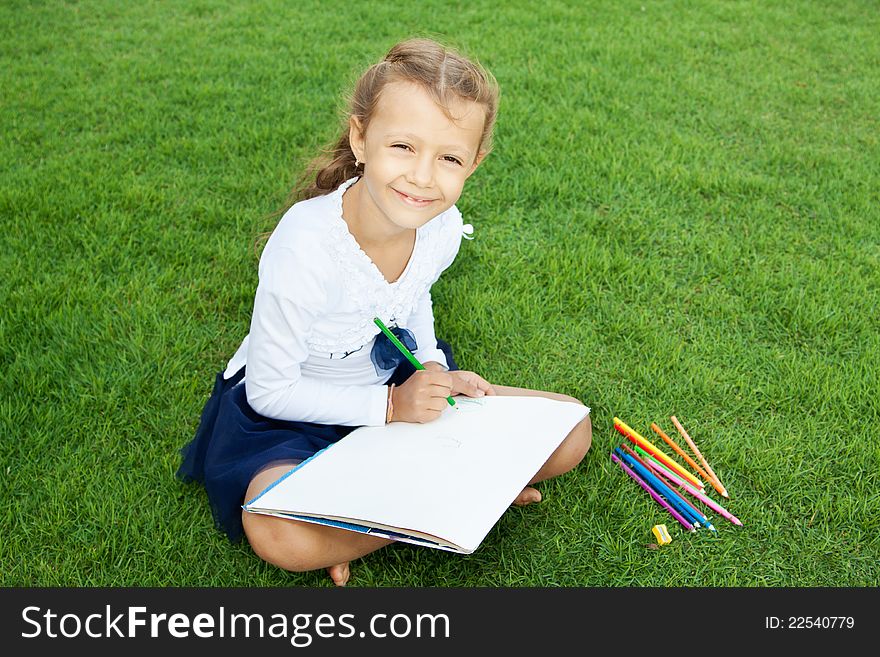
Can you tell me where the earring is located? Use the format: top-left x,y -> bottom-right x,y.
355,158 -> 361,168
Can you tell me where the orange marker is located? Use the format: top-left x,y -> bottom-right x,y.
650,422 -> 713,484
670,415 -> 728,499
613,417 -> 703,490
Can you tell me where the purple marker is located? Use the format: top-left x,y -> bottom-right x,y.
612,452 -> 696,532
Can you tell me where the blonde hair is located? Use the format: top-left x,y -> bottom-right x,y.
282,37 -> 499,208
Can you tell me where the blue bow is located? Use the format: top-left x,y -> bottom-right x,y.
370,325 -> 418,375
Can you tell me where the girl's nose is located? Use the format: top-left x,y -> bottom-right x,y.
408,155 -> 434,187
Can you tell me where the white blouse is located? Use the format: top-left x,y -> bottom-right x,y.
223,177 -> 473,427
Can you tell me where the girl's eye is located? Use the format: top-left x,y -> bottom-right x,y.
390,144 -> 461,166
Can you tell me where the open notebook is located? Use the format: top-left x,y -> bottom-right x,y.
243,395 -> 590,554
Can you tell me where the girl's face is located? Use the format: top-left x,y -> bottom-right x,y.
349,80 -> 485,233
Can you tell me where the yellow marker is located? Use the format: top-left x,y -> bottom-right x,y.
652,524 -> 672,545
613,417 -> 703,489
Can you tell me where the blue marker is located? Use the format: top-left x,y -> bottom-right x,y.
616,448 -> 715,531
616,449 -> 704,525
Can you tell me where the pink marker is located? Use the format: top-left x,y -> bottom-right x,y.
635,447 -> 705,496
638,450 -> 743,526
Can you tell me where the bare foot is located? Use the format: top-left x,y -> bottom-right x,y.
327,562 -> 350,586
512,486 -> 542,506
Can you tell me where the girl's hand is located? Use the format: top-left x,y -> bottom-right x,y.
392,369 -> 455,423
448,370 -> 496,398
422,361 -> 496,398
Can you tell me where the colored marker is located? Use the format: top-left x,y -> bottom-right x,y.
633,445 -> 705,496
618,447 -> 711,530
615,417 -> 700,486
617,448 -> 715,531
620,444 -> 705,523
611,452 -> 695,532
671,415 -> 727,498
373,317 -> 455,407
613,418 -> 702,489
614,447 -> 701,525
638,453 -> 743,526
651,422 -> 714,484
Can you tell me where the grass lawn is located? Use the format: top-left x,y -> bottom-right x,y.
2,0 -> 878,587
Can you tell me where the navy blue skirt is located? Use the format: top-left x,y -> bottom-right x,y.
176,339 -> 459,542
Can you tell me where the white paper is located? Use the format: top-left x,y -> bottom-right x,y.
244,395 -> 590,553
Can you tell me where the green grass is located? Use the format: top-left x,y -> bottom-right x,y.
2,0 -> 878,587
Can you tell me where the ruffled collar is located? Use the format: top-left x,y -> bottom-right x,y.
309,178 -> 445,354
328,177 -> 420,287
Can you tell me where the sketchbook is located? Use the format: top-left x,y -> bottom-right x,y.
243,395 -> 590,554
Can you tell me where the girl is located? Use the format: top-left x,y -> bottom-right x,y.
178,37 -> 592,586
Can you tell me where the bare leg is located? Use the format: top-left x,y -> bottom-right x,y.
242,462 -> 393,586
490,385 -> 592,505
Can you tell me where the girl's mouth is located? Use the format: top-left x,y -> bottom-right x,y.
393,189 -> 435,207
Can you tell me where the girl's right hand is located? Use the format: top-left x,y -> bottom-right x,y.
391,370 -> 454,423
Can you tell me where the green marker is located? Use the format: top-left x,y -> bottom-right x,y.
373,317 -> 455,406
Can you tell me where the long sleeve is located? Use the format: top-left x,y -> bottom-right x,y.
244,246 -> 388,427
407,288 -> 448,369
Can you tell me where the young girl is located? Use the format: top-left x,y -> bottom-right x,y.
178,37 -> 592,586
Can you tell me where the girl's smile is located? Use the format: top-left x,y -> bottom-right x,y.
392,188 -> 438,208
